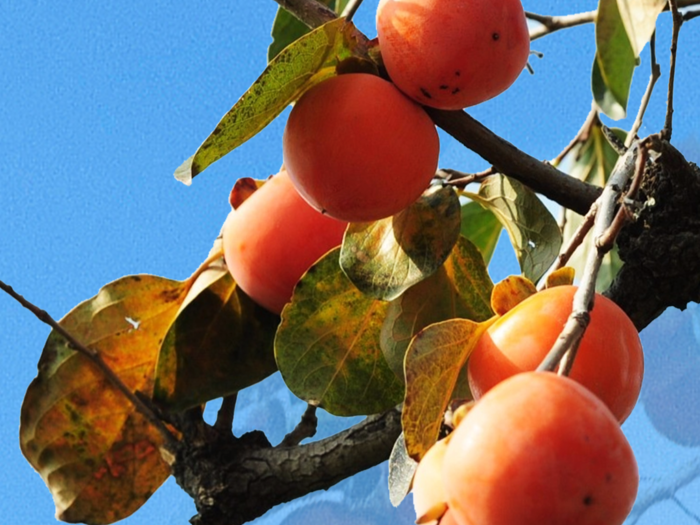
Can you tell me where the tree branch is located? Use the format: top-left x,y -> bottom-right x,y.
527,11 -> 597,41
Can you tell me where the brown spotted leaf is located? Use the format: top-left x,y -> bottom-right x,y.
153,254 -> 279,411
275,248 -> 404,416
380,236 -> 494,380
490,275 -> 537,316
175,18 -> 367,184
20,275 -> 190,524
340,185 -> 461,301
402,318 -> 494,460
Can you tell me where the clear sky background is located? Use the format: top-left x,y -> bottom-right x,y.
1,1 -> 700,524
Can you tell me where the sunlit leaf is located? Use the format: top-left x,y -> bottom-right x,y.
388,432 -> 417,507
460,200 -> 501,265
464,175 -> 562,283
545,267 -> 576,288
403,318 -> 493,460
490,275 -> 536,316
617,0 -> 665,57
154,256 -> 279,411
341,186 -> 461,301
561,123 -> 625,291
20,275 -> 189,524
380,236 -> 494,379
594,0 -> 637,119
175,18 -> 366,184
268,1 -> 350,61
275,248 -> 404,416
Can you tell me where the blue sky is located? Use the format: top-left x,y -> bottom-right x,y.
1,1 -> 699,524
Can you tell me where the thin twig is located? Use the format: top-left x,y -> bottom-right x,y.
627,32 -> 661,148
341,0 -> 364,22
279,404 -> 318,447
440,167 -> 495,187
214,393 -> 238,434
551,106 -> 598,167
527,11 -> 597,41
684,9 -> 700,21
537,141 -> 644,374
0,279 -> 178,449
663,0 -> 684,141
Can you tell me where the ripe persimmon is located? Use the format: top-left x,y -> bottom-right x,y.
222,170 -> 347,314
444,372 -> 639,525
468,285 -> 643,422
376,0 -> 530,109
411,438 -> 460,525
282,73 -> 439,222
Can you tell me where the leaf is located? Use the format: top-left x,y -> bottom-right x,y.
464,175 -> 562,283
460,200 -> 502,265
275,248 -> 404,416
594,0 -> 637,119
340,186 -> 461,301
616,0 -> 666,57
229,176 -> 266,210
268,1 -> 350,61
20,275 -> 190,524
490,275 -> 536,316
154,256 -> 279,411
402,318 -> 493,460
380,236 -> 494,379
388,433 -> 418,507
545,267 -> 576,288
175,18 -> 366,184
561,123 -> 625,291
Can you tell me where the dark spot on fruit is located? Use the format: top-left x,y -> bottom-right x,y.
439,85 -> 449,90
420,87 -> 432,99
605,473 -> 613,482
492,32 -> 500,41
452,88 -> 460,95
583,495 -> 593,506
455,70 -> 461,77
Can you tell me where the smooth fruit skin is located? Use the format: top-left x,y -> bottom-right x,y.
444,372 -> 639,525
222,170 -> 347,314
468,285 -> 644,423
282,73 -> 439,222
377,0 -> 530,109
412,438 -> 461,525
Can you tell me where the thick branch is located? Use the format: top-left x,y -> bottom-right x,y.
174,407 -> 402,525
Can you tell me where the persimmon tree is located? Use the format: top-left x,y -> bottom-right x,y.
4,0 -> 700,524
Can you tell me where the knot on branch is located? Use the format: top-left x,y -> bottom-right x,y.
606,140 -> 700,330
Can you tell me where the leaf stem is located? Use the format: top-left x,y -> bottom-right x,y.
0,279 -> 179,449
341,0 -> 364,22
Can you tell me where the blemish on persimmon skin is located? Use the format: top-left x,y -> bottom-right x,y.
492,32 -> 500,41
420,87 -> 433,99
454,70 -> 461,77
452,88 -> 460,95
583,495 -> 594,506
439,85 -> 449,90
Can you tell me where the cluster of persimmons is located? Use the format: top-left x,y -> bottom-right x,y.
221,0 -> 644,524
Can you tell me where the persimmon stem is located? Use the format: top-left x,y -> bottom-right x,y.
0,278 -> 179,449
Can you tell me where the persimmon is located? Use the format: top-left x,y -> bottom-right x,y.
222,170 -> 347,314
376,0 -> 530,109
468,285 -> 643,422
411,438 -> 460,525
444,372 -> 639,525
282,73 -> 439,222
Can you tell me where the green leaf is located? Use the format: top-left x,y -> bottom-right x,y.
20,275 -> 189,524
402,318 -> 492,460
380,236 -> 494,380
460,200 -> 502,264
560,123 -> 625,291
268,1 -> 351,61
464,175 -> 562,284
154,256 -> 279,411
275,248 -> 404,416
594,0 -> 637,119
340,186 -> 461,301
175,18 -> 366,184
617,0 -> 666,57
